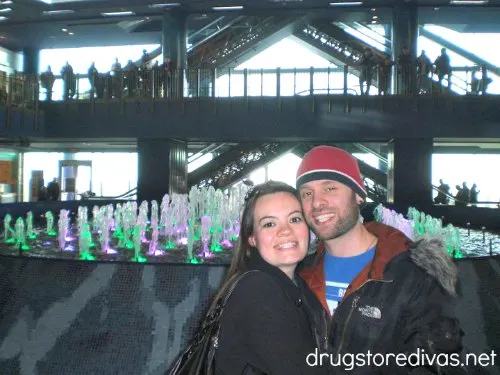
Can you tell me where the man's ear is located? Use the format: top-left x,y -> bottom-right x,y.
248,235 -> 256,248
355,193 -> 365,205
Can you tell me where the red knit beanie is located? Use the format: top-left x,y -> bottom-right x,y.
296,146 -> 366,199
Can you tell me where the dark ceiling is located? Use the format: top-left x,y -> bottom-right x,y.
0,0 -> 500,51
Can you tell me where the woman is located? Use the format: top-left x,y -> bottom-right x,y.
215,181 -> 329,375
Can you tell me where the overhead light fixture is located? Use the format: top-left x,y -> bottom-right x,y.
101,11 -> 135,16
450,0 -> 487,4
1,0 -> 13,4
0,16 -> 7,21
148,3 -> 181,8
212,5 -> 244,10
61,28 -> 68,32
372,15 -> 378,19
0,7 -> 11,12
329,1 -> 363,6
68,32 -> 74,35
42,10 -> 75,15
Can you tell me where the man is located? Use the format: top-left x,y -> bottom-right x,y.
435,178 -> 450,204
358,48 -> 375,96
434,48 -> 451,91
416,50 -> 432,94
296,146 -> 467,374
40,66 -> 55,101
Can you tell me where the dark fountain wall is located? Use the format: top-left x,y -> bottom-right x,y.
0,256 -> 498,374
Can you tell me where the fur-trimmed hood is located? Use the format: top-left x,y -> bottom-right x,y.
408,237 -> 458,297
299,222 -> 458,313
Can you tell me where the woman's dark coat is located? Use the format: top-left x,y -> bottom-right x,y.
215,251 -> 329,375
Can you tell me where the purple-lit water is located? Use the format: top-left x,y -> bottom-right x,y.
0,226 -> 235,264
0,226 -> 497,263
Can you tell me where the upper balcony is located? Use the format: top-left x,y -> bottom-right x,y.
1,63 -> 500,142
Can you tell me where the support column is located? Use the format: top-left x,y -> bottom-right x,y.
137,139 -> 187,203
392,5 -> 418,94
23,47 -> 39,74
162,11 -> 187,97
387,139 -> 433,210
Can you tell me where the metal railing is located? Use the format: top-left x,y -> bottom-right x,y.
432,185 -> 500,208
0,63 -> 496,107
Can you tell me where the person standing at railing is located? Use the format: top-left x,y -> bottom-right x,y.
140,49 -> 149,69
416,50 -> 432,94
40,66 -> 55,101
139,50 -> 152,97
111,57 -> 123,99
378,57 -> 392,96
152,61 -> 161,98
160,57 -> 173,98
358,48 -> 375,95
61,62 -> 76,100
434,48 -> 451,93
139,65 -> 151,98
434,178 -> 450,204
0,71 -> 7,105
455,182 -> 470,206
470,183 -> 480,206
94,73 -> 106,99
87,62 -> 98,99
123,60 -> 138,98
471,65 -> 492,95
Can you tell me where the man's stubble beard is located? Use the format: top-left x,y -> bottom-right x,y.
308,194 -> 360,242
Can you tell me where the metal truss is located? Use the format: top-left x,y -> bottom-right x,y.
189,142 -> 297,190
188,15 -> 299,69
296,24 -> 365,66
363,177 -> 388,203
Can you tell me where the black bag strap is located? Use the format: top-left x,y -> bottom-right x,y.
168,270 -> 260,375
208,270 -> 260,315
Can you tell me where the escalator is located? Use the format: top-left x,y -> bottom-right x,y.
315,20 -> 389,63
293,20 -> 389,93
188,142 -> 298,189
336,22 -> 391,55
188,15 -> 302,70
188,143 -> 234,165
186,15 -> 303,96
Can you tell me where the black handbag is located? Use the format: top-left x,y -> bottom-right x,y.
167,270 -> 259,375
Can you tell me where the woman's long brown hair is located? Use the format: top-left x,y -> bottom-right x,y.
212,180 -> 301,301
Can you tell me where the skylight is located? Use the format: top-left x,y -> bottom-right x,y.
101,11 -> 135,16
38,0 -> 88,4
148,3 -> 181,8
42,9 -> 75,15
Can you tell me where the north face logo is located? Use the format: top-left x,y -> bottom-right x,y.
358,305 -> 381,319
